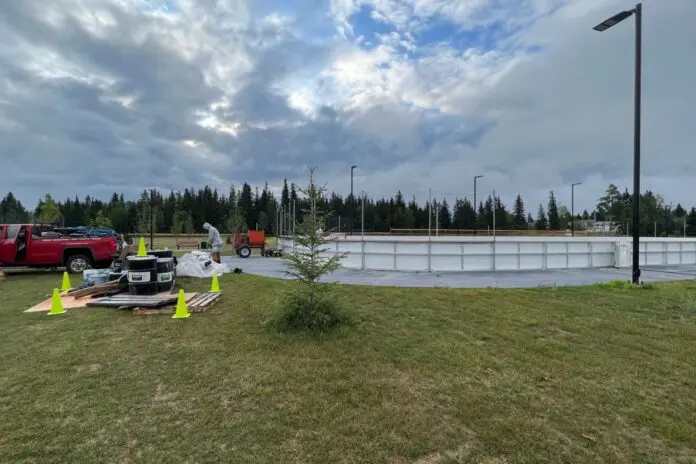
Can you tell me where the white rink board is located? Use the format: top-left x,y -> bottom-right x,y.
278,235 -> 696,273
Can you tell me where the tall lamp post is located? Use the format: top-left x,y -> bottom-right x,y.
350,165 -> 357,235
473,175 -> 483,236
571,182 -> 582,236
150,189 -> 154,250
592,3 -> 642,284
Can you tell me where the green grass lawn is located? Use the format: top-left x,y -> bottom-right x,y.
2,274 -> 696,463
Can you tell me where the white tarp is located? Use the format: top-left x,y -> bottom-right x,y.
175,251 -> 230,278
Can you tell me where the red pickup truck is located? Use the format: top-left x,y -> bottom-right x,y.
0,224 -> 118,273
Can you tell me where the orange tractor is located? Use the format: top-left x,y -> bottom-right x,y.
233,230 -> 283,258
233,230 -> 265,258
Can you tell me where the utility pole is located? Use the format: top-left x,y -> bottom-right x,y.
592,2 -> 642,284
361,193 -> 365,236
150,189 -> 154,250
571,182 -> 582,236
473,175 -> 483,236
350,165 -> 357,235
428,188 -> 432,237
492,189 -> 496,237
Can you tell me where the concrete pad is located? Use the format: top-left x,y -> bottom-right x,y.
223,256 -> 696,289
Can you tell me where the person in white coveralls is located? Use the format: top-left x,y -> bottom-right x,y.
203,222 -> 223,263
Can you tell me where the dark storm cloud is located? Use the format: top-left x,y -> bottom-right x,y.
2,0 -> 693,214
0,0 -> 495,206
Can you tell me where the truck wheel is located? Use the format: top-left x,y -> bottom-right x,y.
66,255 -> 91,274
238,245 -> 251,258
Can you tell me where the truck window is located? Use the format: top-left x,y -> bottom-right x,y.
0,225 -> 5,239
7,225 -> 20,240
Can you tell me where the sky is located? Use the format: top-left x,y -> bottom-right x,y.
0,0 -> 694,214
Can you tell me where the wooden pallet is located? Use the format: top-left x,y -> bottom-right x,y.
133,292 -> 221,315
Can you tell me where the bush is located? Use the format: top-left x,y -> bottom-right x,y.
266,287 -> 347,332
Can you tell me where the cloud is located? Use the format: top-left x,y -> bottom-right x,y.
0,0 -> 694,216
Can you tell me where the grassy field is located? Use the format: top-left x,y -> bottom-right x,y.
2,274 -> 696,463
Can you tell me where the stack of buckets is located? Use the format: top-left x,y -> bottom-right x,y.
125,239 -> 176,296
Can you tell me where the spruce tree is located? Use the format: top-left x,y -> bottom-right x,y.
535,204 -> 548,230
439,199 -> 452,229
269,165 -> 347,332
281,178 -> 290,209
547,191 -> 560,230
512,194 -> 526,230
687,208 -> 696,237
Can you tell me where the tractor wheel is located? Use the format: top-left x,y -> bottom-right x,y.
238,245 -> 252,258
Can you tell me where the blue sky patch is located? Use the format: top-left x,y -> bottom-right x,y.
348,4 -> 397,49
414,19 -> 507,51
137,0 -> 180,13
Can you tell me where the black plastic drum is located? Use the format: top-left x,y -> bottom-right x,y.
128,282 -> 158,295
156,257 -> 175,293
127,256 -> 158,296
149,249 -> 174,259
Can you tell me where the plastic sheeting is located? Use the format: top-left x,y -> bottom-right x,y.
175,251 -> 230,278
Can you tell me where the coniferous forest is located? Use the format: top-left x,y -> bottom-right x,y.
2,181 -> 696,237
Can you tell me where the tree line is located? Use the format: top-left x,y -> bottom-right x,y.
1,181 -> 696,236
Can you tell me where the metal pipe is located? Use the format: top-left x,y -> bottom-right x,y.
492,189 -> 496,237
428,188 -> 432,237
150,189 -> 154,250
631,2 -> 642,284
361,194 -> 365,236
571,182 -> 582,236
350,165 -> 357,235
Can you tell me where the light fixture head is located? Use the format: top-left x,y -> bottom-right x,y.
593,9 -> 635,31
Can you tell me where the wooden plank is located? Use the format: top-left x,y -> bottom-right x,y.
188,292 -> 220,309
188,293 -> 211,308
193,293 -> 220,308
73,284 -> 124,300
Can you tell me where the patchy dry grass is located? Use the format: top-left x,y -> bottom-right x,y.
1,273 -> 696,463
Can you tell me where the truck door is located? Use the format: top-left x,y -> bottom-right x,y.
0,225 -> 19,266
14,225 -> 29,263
23,226 -> 57,264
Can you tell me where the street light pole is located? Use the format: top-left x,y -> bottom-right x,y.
350,165 -> 357,235
571,182 -> 582,236
473,175 -> 483,236
428,188 -> 432,237
150,189 -> 154,250
593,2 -> 642,284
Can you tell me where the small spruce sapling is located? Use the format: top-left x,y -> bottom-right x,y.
269,165 -> 347,331
283,165 -> 346,291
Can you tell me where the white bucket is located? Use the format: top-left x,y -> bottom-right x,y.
83,269 -> 110,286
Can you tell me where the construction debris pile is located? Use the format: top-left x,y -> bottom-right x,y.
24,237 -> 226,318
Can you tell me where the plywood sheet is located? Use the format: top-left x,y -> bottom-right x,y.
24,290 -> 195,313
24,294 -> 92,313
